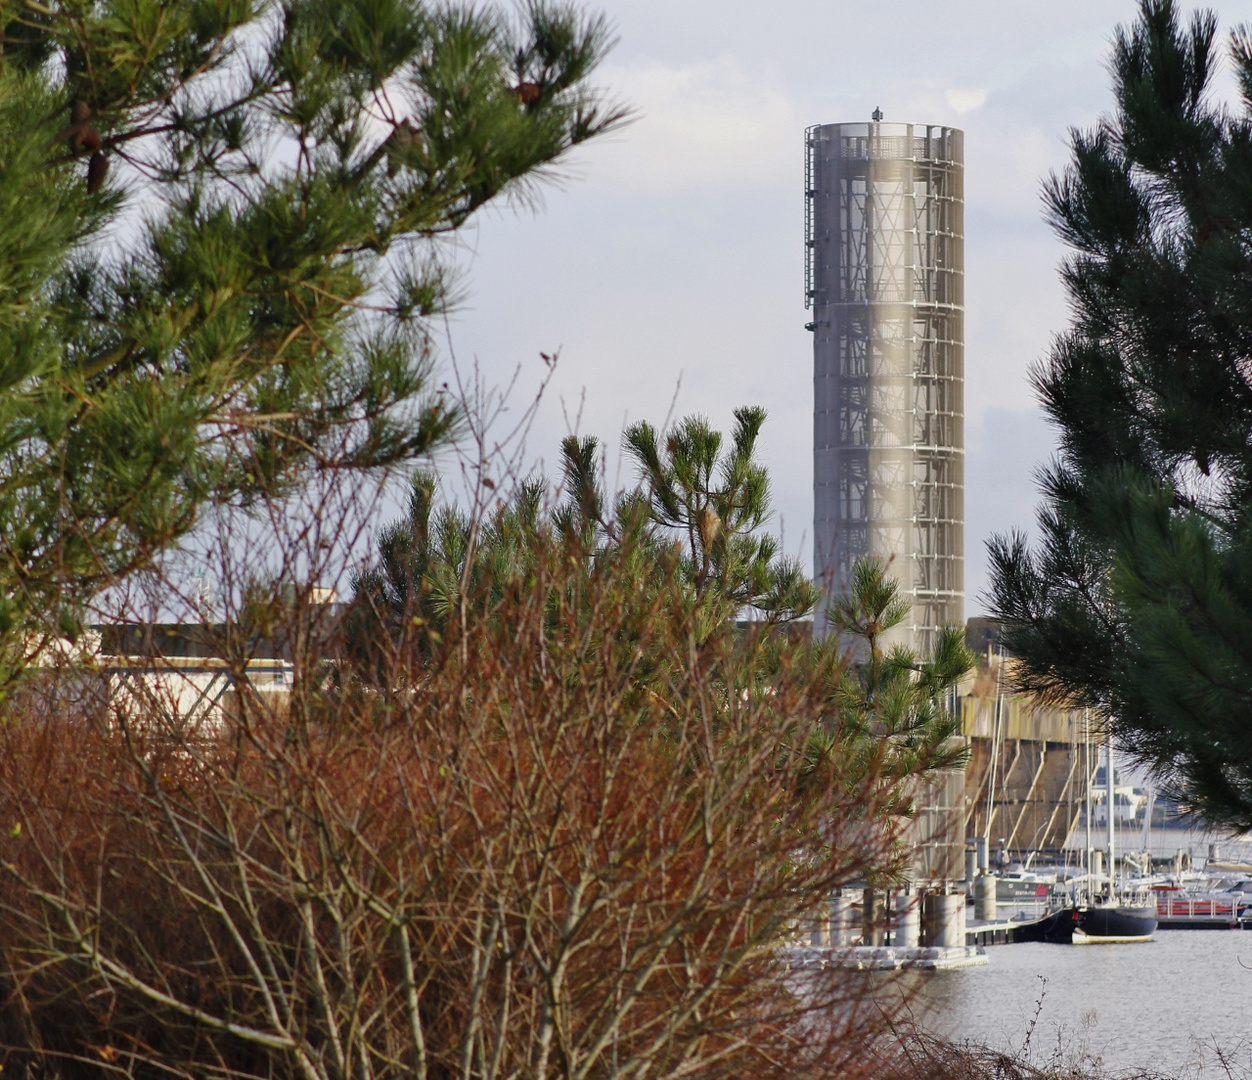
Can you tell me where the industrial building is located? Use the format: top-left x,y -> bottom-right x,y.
806,116 -> 964,655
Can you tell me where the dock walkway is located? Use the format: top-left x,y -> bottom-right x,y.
782,945 -> 988,971
965,919 -> 1020,946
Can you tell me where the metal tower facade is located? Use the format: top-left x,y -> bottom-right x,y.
807,120 -> 964,655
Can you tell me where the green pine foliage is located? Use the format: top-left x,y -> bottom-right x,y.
987,0 -> 1252,828
348,416 -> 971,815
624,406 -> 821,624
348,408 -> 820,670
0,0 -> 624,668
819,557 -> 972,813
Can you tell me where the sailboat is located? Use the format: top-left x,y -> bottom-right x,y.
1015,722 -> 1157,944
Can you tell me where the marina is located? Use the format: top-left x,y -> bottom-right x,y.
804,838 -> 1252,963
967,896 -> 1252,942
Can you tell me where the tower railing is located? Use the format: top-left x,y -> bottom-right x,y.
804,124 -> 820,306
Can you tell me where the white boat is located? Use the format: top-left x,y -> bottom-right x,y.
996,866 -> 1057,900
1151,880 -> 1252,927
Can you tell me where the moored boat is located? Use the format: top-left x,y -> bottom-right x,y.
1011,900 -> 1157,943
1007,731 -> 1158,943
995,867 -> 1057,900
1010,907 -> 1078,943
1072,901 -> 1157,943
1152,885 -> 1252,928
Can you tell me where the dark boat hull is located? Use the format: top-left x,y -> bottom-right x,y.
1011,908 -> 1078,943
1012,904 -> 1156,944
1073,904 -> 1157,943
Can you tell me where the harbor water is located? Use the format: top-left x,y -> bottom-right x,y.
908,929 -> 1252,1078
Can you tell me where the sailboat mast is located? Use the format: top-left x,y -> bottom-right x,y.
1106,728 -> 1116,895
985,646 -> 1005,866
1084,709 -> 1092,887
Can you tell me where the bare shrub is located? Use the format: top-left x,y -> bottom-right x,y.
0,509 -> 917,1080
881,1030 -> 1183,1080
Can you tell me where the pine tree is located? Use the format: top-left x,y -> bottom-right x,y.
818,557 -> 972,810
0,0 -> 623,667
987,0 -> 1252,828
348,417 -> 971,806
348,407 -> 821,671
623,406 -> 820,623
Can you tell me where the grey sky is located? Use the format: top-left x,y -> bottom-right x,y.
441,0 -> 1250,618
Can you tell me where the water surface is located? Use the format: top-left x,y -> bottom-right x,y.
910,930 -> 1252,1077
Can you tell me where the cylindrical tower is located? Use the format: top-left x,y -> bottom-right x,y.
807,119 -> 964,655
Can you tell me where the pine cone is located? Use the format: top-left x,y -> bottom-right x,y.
68,99 -> 101,153
697,506 -> 722,550
513,82 -> 541,106
86,152 -> 108,194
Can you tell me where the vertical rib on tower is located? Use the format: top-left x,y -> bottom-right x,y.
807,120 -> 964,654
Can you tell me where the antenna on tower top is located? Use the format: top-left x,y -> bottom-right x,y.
871,106 -> 883,122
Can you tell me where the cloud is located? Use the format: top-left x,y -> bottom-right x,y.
945,87 -> 988,114
587,56 -> 802,192
964,406 -> 1059,610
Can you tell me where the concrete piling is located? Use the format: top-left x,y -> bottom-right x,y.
808,914 -> 828,947
862,888 -> 885,946
973,872 -> 996,921
893,889 -> 920,947
922,890 -> 965,948
830,892 -> 857,946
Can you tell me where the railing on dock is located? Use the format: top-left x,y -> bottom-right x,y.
1155,892 -> 1246,921
1146,891 -> 1246,926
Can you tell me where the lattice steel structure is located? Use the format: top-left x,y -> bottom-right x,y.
806,120 -> 964,654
